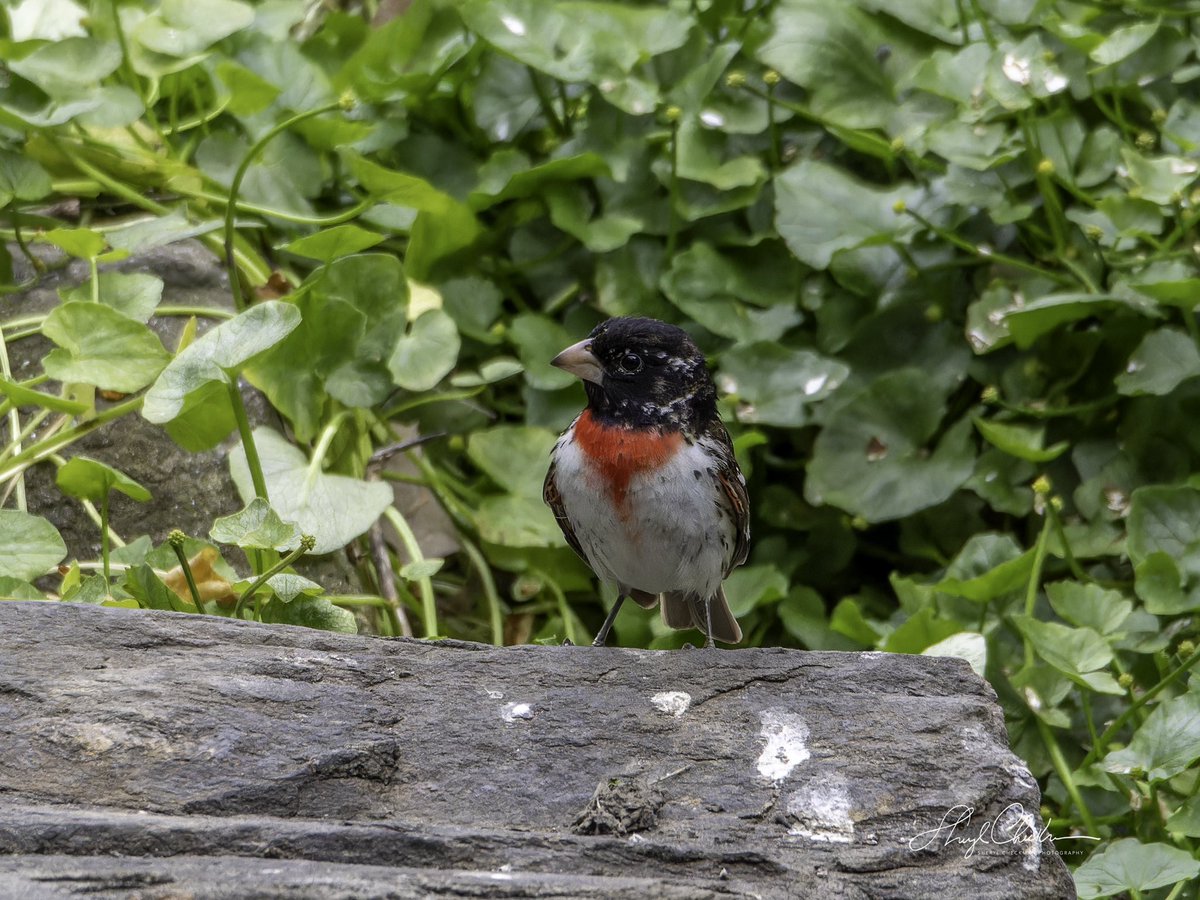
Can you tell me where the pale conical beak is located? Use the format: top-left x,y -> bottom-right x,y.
551,339 -> 604,386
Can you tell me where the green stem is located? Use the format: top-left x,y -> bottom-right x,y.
0,316 -> 26,511
540,572 -> 584,646
903,208 -> 1076,285
100,491 -> 110,584
304,411 -> 350,494
461,536 -> 505,646
666,119 -> 681,257
0,395 -> 144,486
89,257 -> 100,305
1036,717 -> 1099,835
233,535 -> 316,619
383,506 -> 438,638
1046,499 -> 1088,581
227,379 -> 268,501
169,531 -> 203,609
224,100 -> 343,309
1022,510 -> 1053,667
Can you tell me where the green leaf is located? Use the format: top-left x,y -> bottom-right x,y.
1102,693 -> 1200,783
210,498 -> 303,552
507,314 -> 576,391
1115,328 -> 1200,396
883,606 -> 961,654
8,38 -> 122,97
61,272 -> 164,323
971,417 -> 1069,462
143,301 -> 302,425
1165,794 -> 1200,837
1121,148 -> 1198,205
42,227 -> 106,260
42,304 -> 170,392
246,255 -> 407,441
0,150 -> 52,207
922,632 -> 987,678
806,370 -> 975,522
388,308 -> 460,391
723,565 -> 788,617
1012,615 -> 1112,677
471,151 -> 610,209
400,559 -> 444,580
1126,485 -> 1200,566
718,343 -> 849,427
56,456 -> 151,504
0,576 -> 44,602
228,427 -> 392,555
280,224 -> 386,262
934,546 -> 1036,602
459,0 -> 690,113
775,159 -> 917,269
261,594 -> 357,633
133,0 -> 255,57
467,426 -> 558,497
1003,293 -> 1153,349
756,0 -> 895,129
1133,552 -> 1197,614
266,573 -> 323,603
124,564 -> 189,612
1089,20 -> 1160,65
343,153 -> 481,278
1045,581 -> 1132,634
829,598 -> 881,646
474,494 -> 564,548
0,510 -> 66,581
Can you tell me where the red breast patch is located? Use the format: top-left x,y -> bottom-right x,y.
572,410 -> 684,512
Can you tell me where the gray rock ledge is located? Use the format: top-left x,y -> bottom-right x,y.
0,602 -> 1074,899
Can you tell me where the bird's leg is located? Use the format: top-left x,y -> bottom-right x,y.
703,597 -> 715,649
592,595 -> 627,647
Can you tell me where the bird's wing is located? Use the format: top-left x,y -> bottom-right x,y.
543,449 -> 588,564
704,421 -> 751,576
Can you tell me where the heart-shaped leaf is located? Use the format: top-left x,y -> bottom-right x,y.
228,426 -> 392,554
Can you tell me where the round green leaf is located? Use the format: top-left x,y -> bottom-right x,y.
388,308 -> 461,391
228,427 -> 392,555
42,303 -> 170,392
210,498 -> 303,552
775,159 -> 916,270
805,370 -> 974,522
1115,328 -> 1200,396
56,456 -> 151,504
1075,839 -> 1200,899
1102,693 -> 1200,783
0,510 -> 67,581
143,301 -> 302,425
280,224 -> 386,263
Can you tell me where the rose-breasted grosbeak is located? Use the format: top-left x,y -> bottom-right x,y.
543,316 -> 750,648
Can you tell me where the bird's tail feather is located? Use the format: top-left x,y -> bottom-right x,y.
661,587 -> 742,644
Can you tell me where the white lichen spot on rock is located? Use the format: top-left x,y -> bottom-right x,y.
785,775 -> 855,843
502,701 -> 533,722
997,803 -> 1042,871
756,709 -> 810,781
650,691 -> 692,717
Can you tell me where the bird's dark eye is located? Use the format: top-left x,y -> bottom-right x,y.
619,351 -> 644,374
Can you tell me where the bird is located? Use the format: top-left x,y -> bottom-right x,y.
543,316 -> 750,648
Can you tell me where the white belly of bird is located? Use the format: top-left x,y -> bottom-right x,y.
552,436 -> 733,597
